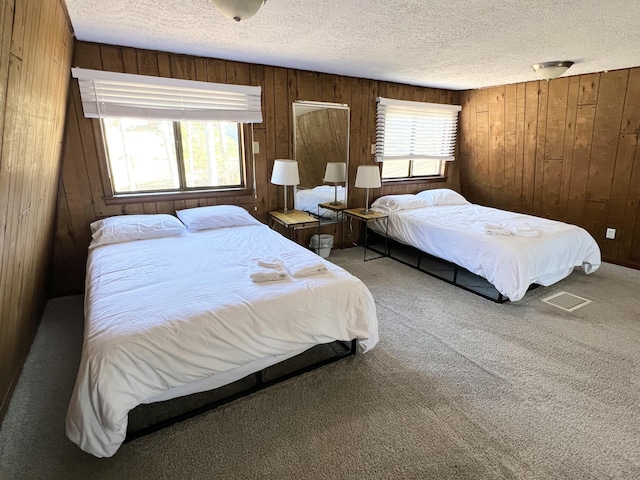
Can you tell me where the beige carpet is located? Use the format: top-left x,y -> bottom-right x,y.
1,248 -> 639,480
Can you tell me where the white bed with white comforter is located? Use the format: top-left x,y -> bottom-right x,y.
369,190 -> 601,302
66,208 -> 378,458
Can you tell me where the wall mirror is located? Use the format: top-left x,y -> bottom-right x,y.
293,101 -> 350,215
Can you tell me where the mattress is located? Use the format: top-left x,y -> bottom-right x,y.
66,223 -> 378,457
370,204 -> 601,301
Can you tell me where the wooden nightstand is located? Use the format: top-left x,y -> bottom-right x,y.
344,209 -> 389,261
268,210 -> 319,244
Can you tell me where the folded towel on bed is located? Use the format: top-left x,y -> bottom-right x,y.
249,264 -> 288,283
475,222 -> 512,235
507,222 -> 540,237
253,257 -> 283,269
281,251 -> 328,278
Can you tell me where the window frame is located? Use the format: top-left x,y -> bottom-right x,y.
94,119 -> 255,205
375,97 -> 460,184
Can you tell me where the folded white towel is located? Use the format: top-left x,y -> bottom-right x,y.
250,264 -> 288,283
281,251 -> 328,278
507,222 -> 540,237
253,257 -> 283,269
475,222 -> 511,235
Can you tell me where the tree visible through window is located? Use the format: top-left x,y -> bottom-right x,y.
102,118 -> 244,194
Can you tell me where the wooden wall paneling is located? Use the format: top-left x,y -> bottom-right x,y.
487,87 -> 505,207
615,138 -> 640,263
286,69 -> 297,157
602,133 -> 638,259
459,92 -> 479,201
100,44 -> 124,73
503,84 -> 517,209
320,73 -> 336,102
532,81 -> 548,215
545,78 -> 569,160
578,73 -> 600,105
295,70 -> 314,101
122,48 -> 138,74
1,0 -> 73,419
513,83 -> 526,212
583,200 -> 609,246
475,110 -> 491,205
475,88 -> 488,113
521,82 -> 540,214
565,104 -> 596,225
541,160 -> 563,219
458,91 -> 473,157
206,58 -> 227,83
137,50 -> 159,76
621,68 -> 640,134
585,70 -> 628,203
558,76 -> 581,222
262,66 -> 276,212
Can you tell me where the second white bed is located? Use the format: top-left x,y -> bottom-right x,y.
370,201 -> 601,301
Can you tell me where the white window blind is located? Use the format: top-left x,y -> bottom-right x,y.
71,68 -> 263,123
375,97 -> 461,162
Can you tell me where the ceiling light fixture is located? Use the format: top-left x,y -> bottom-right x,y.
531,61 -> 574,80
209,0 -> 267,22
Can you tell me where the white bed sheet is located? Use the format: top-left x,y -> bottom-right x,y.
66,224 -> 378,458
296,185 -> 345,218
370,204 -> 601,301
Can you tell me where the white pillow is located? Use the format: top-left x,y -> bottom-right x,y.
371,194 -> 431,212
176,205 -> 261,232
90,214 -> 186,249
416,189 -> 469,206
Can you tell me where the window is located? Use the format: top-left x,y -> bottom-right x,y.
71,67 -> 262,200
375,97 -> 461,181
102,118 -> 244,194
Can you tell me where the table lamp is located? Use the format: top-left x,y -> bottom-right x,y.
323,162 -> 347,205
355,165 -> 381,215
271,159 -> 300,212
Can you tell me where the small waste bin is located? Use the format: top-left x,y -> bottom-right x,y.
310,234 -> 334,258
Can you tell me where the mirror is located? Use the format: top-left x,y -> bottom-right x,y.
293,101 -> 350,215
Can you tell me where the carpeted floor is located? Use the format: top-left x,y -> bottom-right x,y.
1,248 -> 639,480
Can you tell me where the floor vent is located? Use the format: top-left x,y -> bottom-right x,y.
542,291 -> 592,312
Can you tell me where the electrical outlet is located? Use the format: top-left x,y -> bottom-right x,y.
253,141 -> 260,154
606,228 -> 616,239
371,143 -> 376,154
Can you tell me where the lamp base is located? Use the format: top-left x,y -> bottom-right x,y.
329,201 -> 344,206
359,208 -> 374,215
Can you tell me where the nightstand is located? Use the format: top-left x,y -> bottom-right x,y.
344,209 -> 389,261
268,210 -> 319,245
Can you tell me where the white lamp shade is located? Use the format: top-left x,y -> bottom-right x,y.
209,0 -> 266,22
355,165 -> 381,189
324,162 -> 347,183
271,159 -> 300,186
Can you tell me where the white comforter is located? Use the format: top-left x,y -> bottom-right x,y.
371,204 -> 601,301
66,224 -> 378,458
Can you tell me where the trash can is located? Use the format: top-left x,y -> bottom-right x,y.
310,234 -> 334,258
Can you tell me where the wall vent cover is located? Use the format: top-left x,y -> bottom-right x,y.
542,291 -> 592,312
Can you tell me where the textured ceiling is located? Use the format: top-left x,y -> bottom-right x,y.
64,0 -> 640,90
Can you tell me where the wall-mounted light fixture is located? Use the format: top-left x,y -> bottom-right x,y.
531,61 -> 574,80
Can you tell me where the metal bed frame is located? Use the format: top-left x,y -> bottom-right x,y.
125,339 -> 357,443
366,231 -> 513,303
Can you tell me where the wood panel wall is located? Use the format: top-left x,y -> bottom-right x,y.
52,41 -> 460,295
458,69 -> 640,268
0,0 -> 73,419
